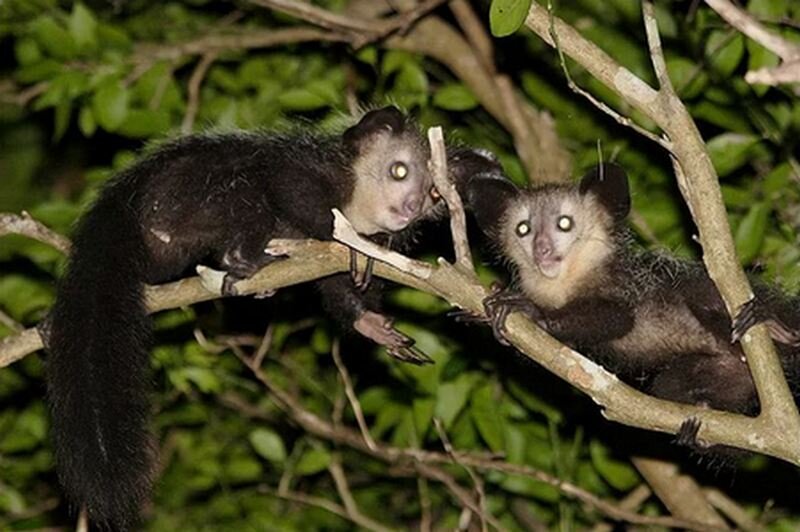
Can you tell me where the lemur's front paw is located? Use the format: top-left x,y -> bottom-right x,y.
732,298 -> 800,346
482,287 -> 542,346
354,311 -> 433,365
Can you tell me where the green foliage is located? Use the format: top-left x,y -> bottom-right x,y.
489,0 -> 533,37
1,0 -> 799,529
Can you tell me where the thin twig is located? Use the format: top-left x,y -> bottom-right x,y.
331,338 -> 376,451
427,126 -> 473,272
546,1 -> 673,152
182,52 -> 218,133
328,455 -> 396,532
261,485 -> 396,531
253,323 -> 275,369
332,209 -> 435,279
433,418 -> 489,532
417,476 -> 432,532
0,212 -> 71,254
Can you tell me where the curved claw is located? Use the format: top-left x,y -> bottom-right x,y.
354,311 -> 434,365
731,298 -> 760,343
481,288 -> 542,346
732,298 -> 800,345
387,344 -> 434,365
674,417 -> 705,448
349,249 -> 374,292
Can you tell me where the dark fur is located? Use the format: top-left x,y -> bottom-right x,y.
45,108 -> 488,529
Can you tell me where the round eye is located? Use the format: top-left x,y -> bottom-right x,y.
516,220 -> 531,237
557,215 -> 573,232
430,186 -> 441,201
390,161 -> 408,180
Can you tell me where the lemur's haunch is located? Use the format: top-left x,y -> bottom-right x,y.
44,107 -> 470,529
464,164 -> 800,439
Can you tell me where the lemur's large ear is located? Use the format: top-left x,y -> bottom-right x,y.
466,175 -> 521,236
343,107 -> 406,152
447,147 -> 503,198
579,163 -> 630,222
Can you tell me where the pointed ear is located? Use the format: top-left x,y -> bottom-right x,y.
448,147 -> 503,198
343,106 -> 406,152
466,176 -> 521,236
579,163 -> 630,222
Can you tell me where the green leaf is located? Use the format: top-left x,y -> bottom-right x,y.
53,99 -> 71,141
14,37 -> 41,66
30,15 -> 76,60
471,383 -> 506,452
0,275 -> 53,321
0,486 -> 26,514
665,57 -> 708,99
589,440 -> 639,491
748,0 -> 787,18
381,50 -> 415,76
169,367 -> 220,393
434,372 -> 477,428
394,62 -> 429,94
706,132 -> 760,176
277,88 -> 328,111
0,404 -> 47,453
78,105 -> 96,136
355,46 -> 377,66
224,457 -> 263,483
705,31 -> 744,77
735,202 -> 770,264
249,428 -> 287,463
116,108 -> 171,138
412,397 -> 435,438
92,81 -> 129,132
310,326 -> 331,354
489,0 -> 532,37
295,447 -> 331,475
432,83 -> 478,111
691,101 -> 752,133
69,3 -> 98,52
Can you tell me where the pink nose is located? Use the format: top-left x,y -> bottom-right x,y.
402,195 -> 422,217
534,233 -> 553,261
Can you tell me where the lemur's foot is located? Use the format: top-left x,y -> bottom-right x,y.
732,298 -> 800,345
674,417 -> 710,450
354,311 -> 433,365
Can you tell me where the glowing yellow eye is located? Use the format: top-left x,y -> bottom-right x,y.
516,221 -> 531,237
390,162 -> 408,180
557,215 -> 573,232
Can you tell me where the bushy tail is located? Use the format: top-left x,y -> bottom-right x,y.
46,184 -> 154,530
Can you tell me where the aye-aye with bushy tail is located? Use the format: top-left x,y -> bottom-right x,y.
461,163 -> 800,444
43,106 -> 494,529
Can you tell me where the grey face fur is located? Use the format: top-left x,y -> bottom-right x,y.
343,129 -> 435,235
502,187 -> 615,308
